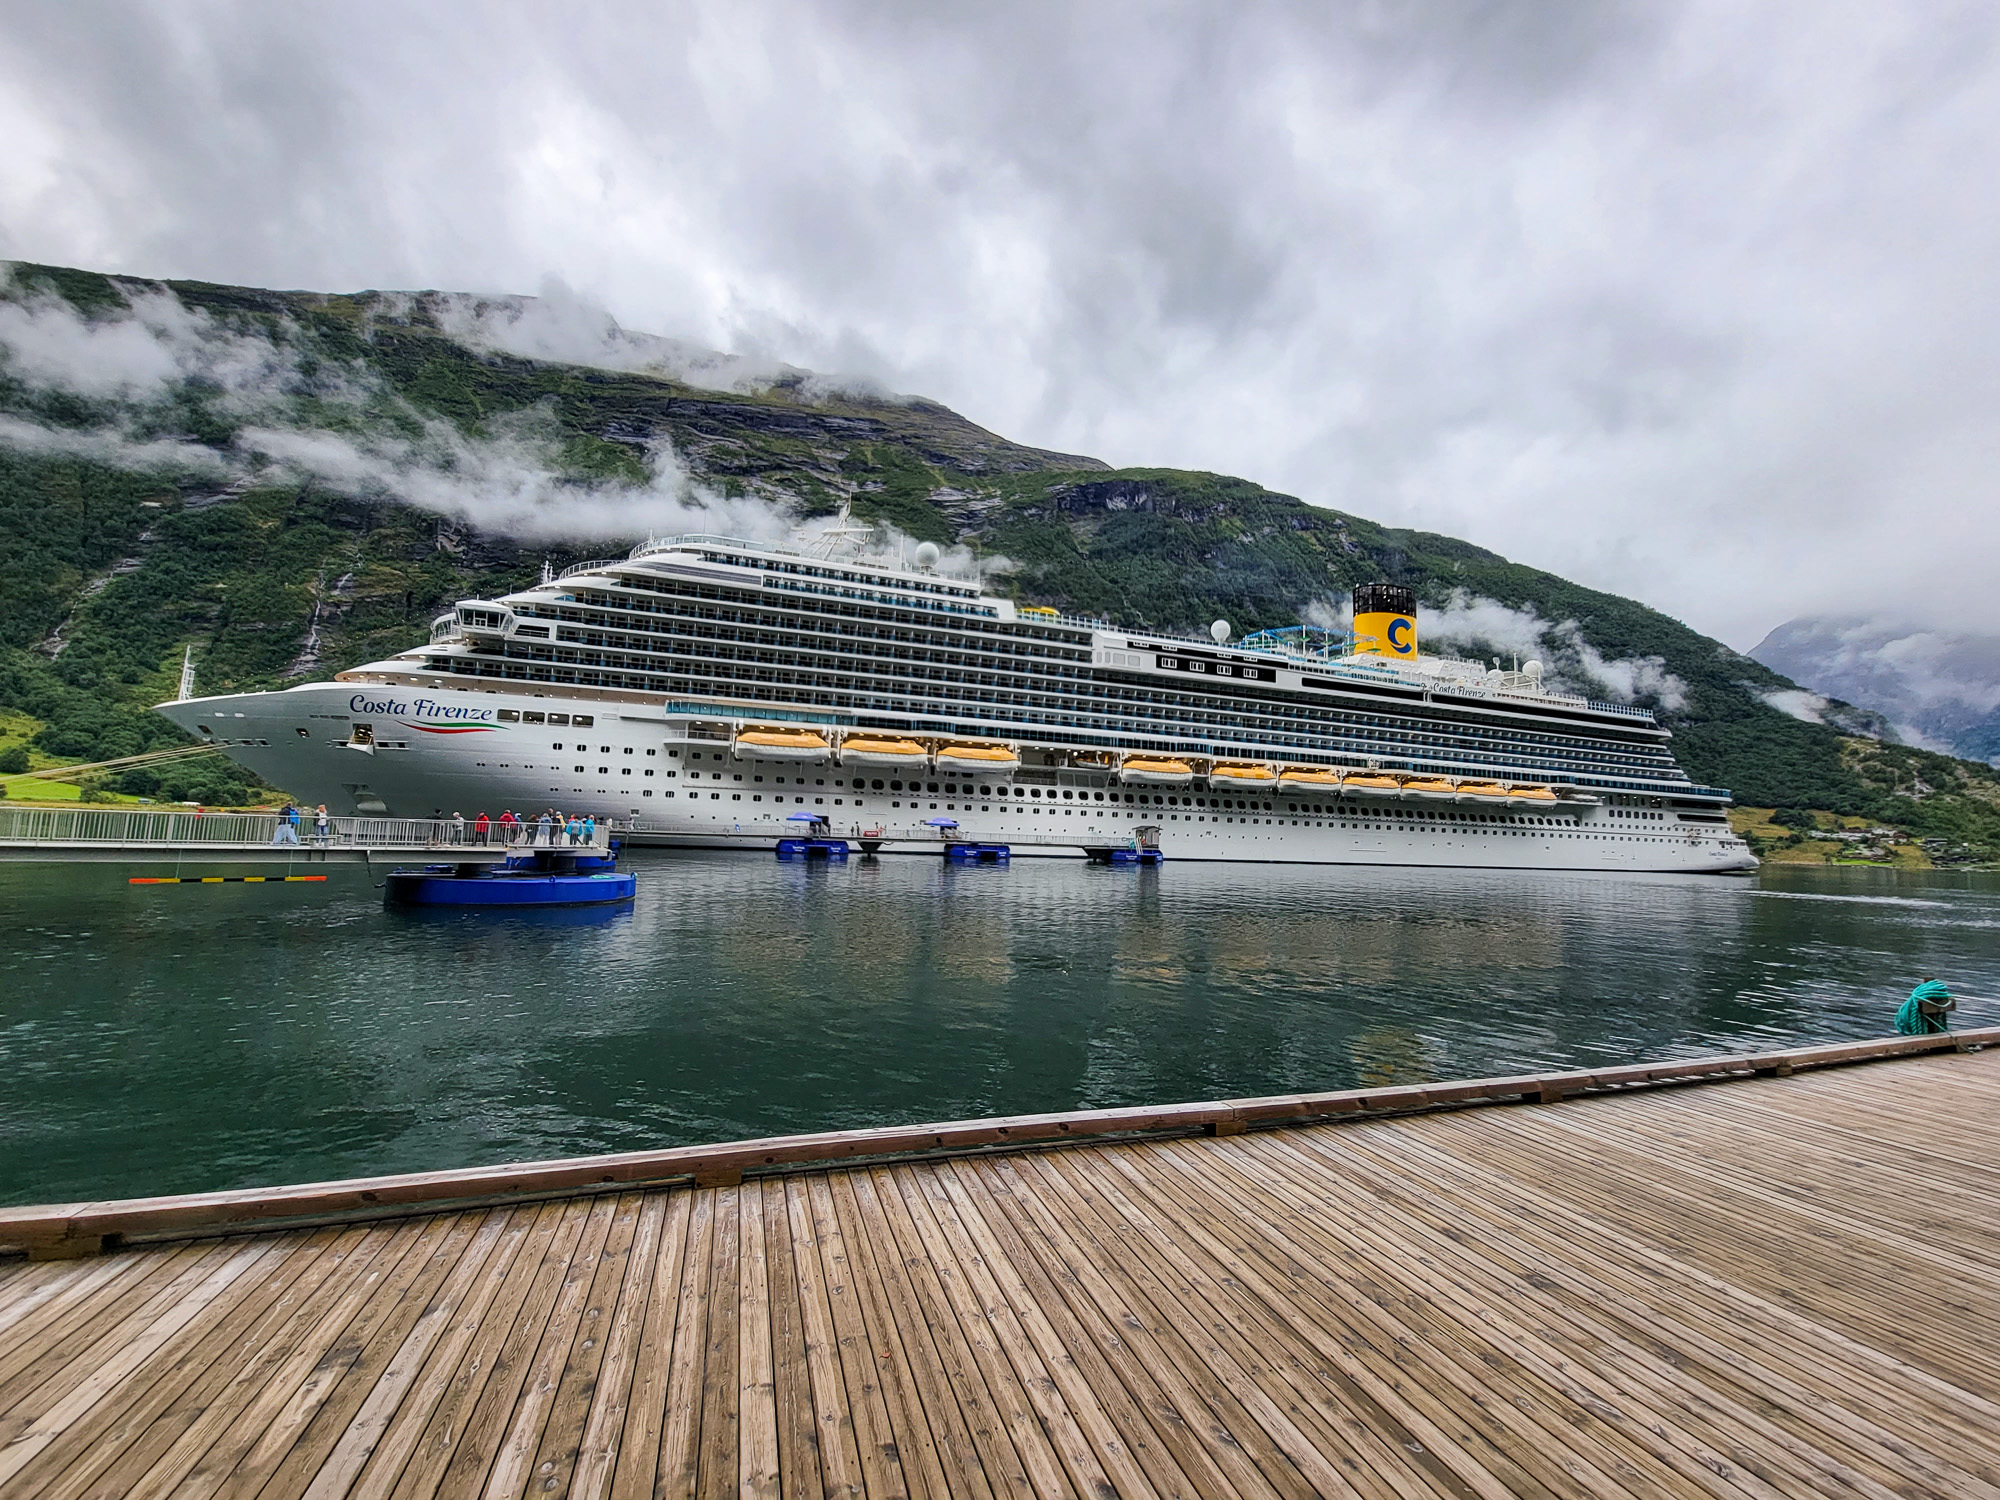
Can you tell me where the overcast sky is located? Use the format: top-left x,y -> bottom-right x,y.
3,0 -> 1997,648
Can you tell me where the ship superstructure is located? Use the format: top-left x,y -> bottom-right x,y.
158,531 -> 1756,872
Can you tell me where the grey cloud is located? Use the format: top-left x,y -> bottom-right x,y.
4,1 -> 2000,648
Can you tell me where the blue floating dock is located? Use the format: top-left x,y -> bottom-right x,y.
776,837 -> 850,860
384,849 -> 635,907
944,842 -> 1011,864
1091,846 -> 1166,866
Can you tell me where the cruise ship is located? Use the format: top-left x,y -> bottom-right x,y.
158,525 -> 1757,872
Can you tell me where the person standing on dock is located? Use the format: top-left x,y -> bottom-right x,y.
272,803 -> 300,845
1896,978 -> 1956,1034
450,811 -> 465,844
474,811 -> 490,846
313,804 -> 329,845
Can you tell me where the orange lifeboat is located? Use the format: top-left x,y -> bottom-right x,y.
1208,762 -> 1278,790
735,727 -> 832,762
837,735 -> 928,769
1120,756 -> 1195,788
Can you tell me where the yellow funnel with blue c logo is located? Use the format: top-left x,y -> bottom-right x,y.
1352,583 -> 1417,657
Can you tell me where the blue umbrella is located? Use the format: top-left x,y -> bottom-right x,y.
786,811 -> 824,822
924,818 -> 959,828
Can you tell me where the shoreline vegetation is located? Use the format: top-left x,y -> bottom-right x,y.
1,259 -> 1996,863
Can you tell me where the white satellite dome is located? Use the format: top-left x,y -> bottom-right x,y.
1523,659 -> 1544,678
1210,620 -> 1231,643
912,541 -> 941,569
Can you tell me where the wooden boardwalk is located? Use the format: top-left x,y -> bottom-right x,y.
4,1044 -> 1999,1498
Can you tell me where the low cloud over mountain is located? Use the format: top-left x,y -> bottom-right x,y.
1751,617 -> 2000,764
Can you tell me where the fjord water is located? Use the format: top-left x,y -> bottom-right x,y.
3,852 -> 1996,1206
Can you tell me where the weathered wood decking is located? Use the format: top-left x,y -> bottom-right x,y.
3,1041 -> 1998,1498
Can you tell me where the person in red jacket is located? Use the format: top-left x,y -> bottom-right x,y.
473,811 -> 491,846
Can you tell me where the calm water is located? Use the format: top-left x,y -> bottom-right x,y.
3,852 -> 1996,1206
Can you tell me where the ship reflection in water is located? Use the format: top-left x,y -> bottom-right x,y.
1,853 -> 1996,1206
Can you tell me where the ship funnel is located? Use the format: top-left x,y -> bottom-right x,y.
1351,583 -> 1417,659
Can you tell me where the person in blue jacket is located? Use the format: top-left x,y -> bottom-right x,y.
1896,978 -> 1956,1034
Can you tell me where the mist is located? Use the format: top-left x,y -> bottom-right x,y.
1420,590 -> 1690,711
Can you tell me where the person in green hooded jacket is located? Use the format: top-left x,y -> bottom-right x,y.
1895,978 -> 1955,1034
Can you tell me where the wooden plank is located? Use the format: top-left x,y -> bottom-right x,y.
135,1219 -> 431,1500
30,1232 -> 346,1500
1336,1109 -> 2000,1472
654,1181 -> 716,1500
0,1240 -> 274,1492
1165,1136 -> 1800,1500
114,1220 -> 415,1500
840,1169 -> 1000,1500
295,1208 -> 518,1500
971,1153 -> 1324,1500
382,1201 -> 578,1500
736,1179 -> 782,1500
516,1192 -> 647,1500
1067,1146 -> 1522,1499
475,1193 -> 622,1500
341,1206 -> 549,1500
782,1176 -> 871,1500
804,1171 -> 914,1500
568,1192 -> 669,1500
1263,1123 -> 2000,1500
8,1031 -> 1995,1256
932,1160 -> 1232,1500
757,1177 -> 827,1500
0,1240 -> 226,1405
606,1191 -> 695,1500
211,1212 -> 482,1500
906,1163 -> 1127,1500
879,1169 -> 1074,1500
1021,1149 -> 1432,1500
822,1172 -> 954,1500
424,1200 -> 598,1498
861,1167 -> 1038,1500
696,1184 -> 743,1499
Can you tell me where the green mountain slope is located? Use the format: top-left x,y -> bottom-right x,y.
1,260 -> 1995,854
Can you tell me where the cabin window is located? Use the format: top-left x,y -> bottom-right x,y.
524,712 -> 545,724
573,716 -> 593,727
498,709 -> 520,722
549,713 -> 570,725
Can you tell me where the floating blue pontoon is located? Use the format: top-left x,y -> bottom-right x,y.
777,812 -> 849,860
383,847 -> 635,907
1087,826 -> 1166,866
944,842 -> 1011,864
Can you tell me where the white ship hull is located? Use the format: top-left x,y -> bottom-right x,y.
159,682 -> 1758,874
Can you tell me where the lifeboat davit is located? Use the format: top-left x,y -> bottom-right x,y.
735,727 -> 832,762
1508,784 -> 1559,808
1120,755 -> 1195,788
838,735 -> 929,769
1400,777 -> 1458,801
1341,773 -> 1403,799
1276,766 -> 1342,791
1208,762 -> 1278,790
935,742 -> 1021,774
1455,780 -> 1510,804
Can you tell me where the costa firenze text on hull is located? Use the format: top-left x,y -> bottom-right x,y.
159,536 -> 1757,872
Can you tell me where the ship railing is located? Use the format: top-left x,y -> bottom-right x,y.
0,807 -> 616,851
555,557 -> 628,582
